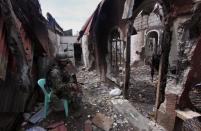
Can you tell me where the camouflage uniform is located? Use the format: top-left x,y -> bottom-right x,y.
46,54 -> 82,111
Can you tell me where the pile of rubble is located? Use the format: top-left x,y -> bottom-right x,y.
18,68 -> 132,131
18,66 -> 166,131
77,68 -> 134,131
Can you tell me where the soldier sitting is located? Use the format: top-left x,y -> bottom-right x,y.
46,53 -> 82,112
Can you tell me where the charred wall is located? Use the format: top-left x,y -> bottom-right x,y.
0,0 -> 53,129
177,3 -> 201,112
156,0 -> 201,130
94,0 -> 126,80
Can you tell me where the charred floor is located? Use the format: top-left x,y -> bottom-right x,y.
1,0 -> 201,131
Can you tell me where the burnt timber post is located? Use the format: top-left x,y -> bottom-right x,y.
154,12 -> 172,121
123,22 -> 132,99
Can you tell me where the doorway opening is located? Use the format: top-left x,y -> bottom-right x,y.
74,43 -> 83,66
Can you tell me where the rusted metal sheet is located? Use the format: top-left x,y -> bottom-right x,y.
78,11 -> 95,41
0,18 -> 8,81
19,23 -> 33,62
77,2 -> 103,41
172,4 -> 193,17
33,24 -> 50,56
11,0 -> 50,57
173,0 -> 193,6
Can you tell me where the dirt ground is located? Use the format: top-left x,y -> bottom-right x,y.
128,65 -> 157,119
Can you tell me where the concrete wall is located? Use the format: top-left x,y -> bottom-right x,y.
48,34 -> 80,65
134,12 -> 162,31
169,17 -> 190,68
57,34 -> 62,52
158,15 -> 192,131
148,13 -> 162,27
60,36 -> 79,65
60,36 -> 78,44
131,13 -> 162,65
48,30 -> 61,56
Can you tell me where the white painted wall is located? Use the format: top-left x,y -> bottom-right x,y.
130,31 -> 145,64
60,36 -> 79,44
82,35 -> 90,68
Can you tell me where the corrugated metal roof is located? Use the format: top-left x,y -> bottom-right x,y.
11,0 -> 51,56
18,21 -> 33,62
78,0 -> 129,40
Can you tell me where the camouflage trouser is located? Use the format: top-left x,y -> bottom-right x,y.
51,83 -> 82,111
50,93 -> 62,111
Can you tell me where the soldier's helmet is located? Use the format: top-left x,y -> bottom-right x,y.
55,52 -> 69,62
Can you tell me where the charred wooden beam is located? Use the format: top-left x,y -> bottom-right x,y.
155,0 -> 173,120
123,23 -> 132,99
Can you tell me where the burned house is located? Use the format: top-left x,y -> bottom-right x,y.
0,0 -> 201,130
0,0 -> 49,110
79,0 -> 201,130
0,0 -> 64,129
79,0 -> 128,82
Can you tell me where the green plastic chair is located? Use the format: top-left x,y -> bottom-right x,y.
37,79 -> 69,118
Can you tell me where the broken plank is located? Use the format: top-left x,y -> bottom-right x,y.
176,109 -> 201,121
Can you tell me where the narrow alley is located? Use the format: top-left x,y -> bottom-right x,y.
0,0 -> 201,131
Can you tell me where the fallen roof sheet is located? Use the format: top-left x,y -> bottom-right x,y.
77,4 -> 100,41
122,0 -> 135,19
78,0 -> 138,40
11,0 -> 50,55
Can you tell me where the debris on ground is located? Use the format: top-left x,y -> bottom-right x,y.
128,65 -> 156,119
77,69 -> 134,130
20,67 -> 164,131
109,88 -> 122,97
112,99 -> 165,131
25,126 -> 46,131
29,107 -> 51,124
84,120 -> 92,131
23,113 -> 31,121
92,113 -> 113,131
47,121 -> 67,131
